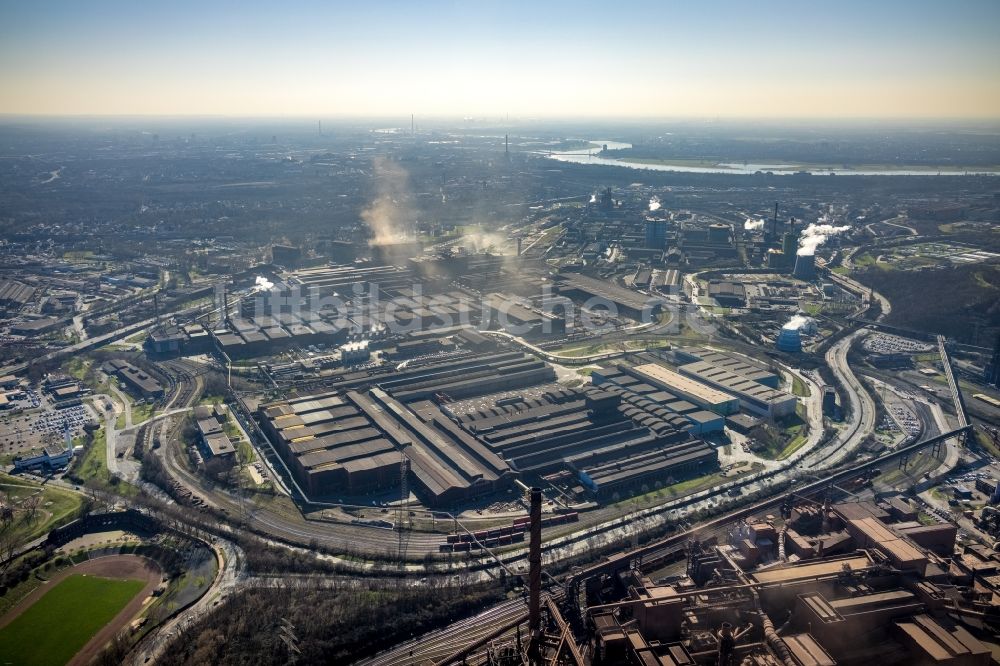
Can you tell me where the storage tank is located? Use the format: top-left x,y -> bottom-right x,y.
776,326 -> 803,353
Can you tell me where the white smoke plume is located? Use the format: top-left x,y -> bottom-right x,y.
797,222 -> 850,256
589,193 -> 597,203
744,217 -> 766,231
783,314 -> 812,331
459,230 -> 511,255
363,156 -> 412,245
252,275 -> 274,293
648,196 -> 661,212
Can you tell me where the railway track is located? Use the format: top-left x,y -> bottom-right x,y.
360,589 -> 565,666
160,359 -> 199,409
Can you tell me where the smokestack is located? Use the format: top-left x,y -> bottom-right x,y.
772,201 -> 779,239
822,495 -> 831,534
505,133 -> 509,154
718,622 -> 736,666
411,114 -> 414,135
793,253 -> 816,280
318,120 -> 322,135
528,487 -> 542,634
516,237 -> 522,257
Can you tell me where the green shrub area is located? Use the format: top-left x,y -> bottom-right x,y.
854,263 -> 999,344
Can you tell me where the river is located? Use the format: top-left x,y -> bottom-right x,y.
544,141 -> 1000,177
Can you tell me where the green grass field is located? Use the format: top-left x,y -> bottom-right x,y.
0,473 -> 84,546
0,574 -> 146,665
68,427 -> 137,496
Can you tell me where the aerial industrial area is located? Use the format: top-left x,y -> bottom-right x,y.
0,117 -> 999,666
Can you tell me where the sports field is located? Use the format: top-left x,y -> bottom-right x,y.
0,574 -> 146,665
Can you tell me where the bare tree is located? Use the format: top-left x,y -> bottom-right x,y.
0,492 -> 14,527
22,493 -> 41,523
0,531 -> 17,572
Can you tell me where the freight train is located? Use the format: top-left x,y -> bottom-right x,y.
438,512 -> 578,552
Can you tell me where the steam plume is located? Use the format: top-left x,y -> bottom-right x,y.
744,217 -> 766,231
362,156 -> 412,245
783,314 -> 812,331
648,196 -> 661,212
797,222 -> 850,256
459,230 -> 510,255
252,275 -> 274,293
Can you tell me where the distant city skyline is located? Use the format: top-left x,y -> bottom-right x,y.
1,0 -> 999,119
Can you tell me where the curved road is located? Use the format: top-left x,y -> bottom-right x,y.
802,329 -> 877,470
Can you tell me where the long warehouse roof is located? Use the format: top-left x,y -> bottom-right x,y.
630,364 -> 738,406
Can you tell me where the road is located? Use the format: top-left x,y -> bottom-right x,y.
823,260 -> 891,320
802,329 -> 877,470
0,316 -> 158,377
130,536 -> 244,666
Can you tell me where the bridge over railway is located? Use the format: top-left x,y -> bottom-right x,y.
937,334 -> 971,438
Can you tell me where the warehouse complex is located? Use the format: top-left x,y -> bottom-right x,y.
555,272 -> 662,321
670,347 -> 780,387
627,364 -> 741,416
253,330 -> 801,505
679,360 -> 797,418
448,386 -> 716,498
260,387 -> 512,503
256,346 -> 731,504
234,254 -> 801,507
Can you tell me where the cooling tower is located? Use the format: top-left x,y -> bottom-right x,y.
793,253 -> 816,280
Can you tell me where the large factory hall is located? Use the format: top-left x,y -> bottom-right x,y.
255,337 -> 798,508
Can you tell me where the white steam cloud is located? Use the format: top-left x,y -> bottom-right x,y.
783,314 -> 813,331
589,193 -> 597,204
458,230 -> 510,255
797,222 -> 850,256
744,217 -> 766,231
252,276 -> 274,293
648,196 -> 661,212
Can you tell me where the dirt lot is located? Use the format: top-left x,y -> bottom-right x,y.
0,554 -> 162,665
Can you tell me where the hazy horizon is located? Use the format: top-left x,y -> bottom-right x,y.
2,0 -> 999,120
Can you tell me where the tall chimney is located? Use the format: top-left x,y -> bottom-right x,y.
821,494 -> 831,534
528,487 -> 542,634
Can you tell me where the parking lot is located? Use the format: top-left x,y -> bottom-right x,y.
863,332 -> 933,355
0,395 -> 96,460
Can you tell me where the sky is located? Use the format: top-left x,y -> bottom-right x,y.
1,0 -> 999,119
